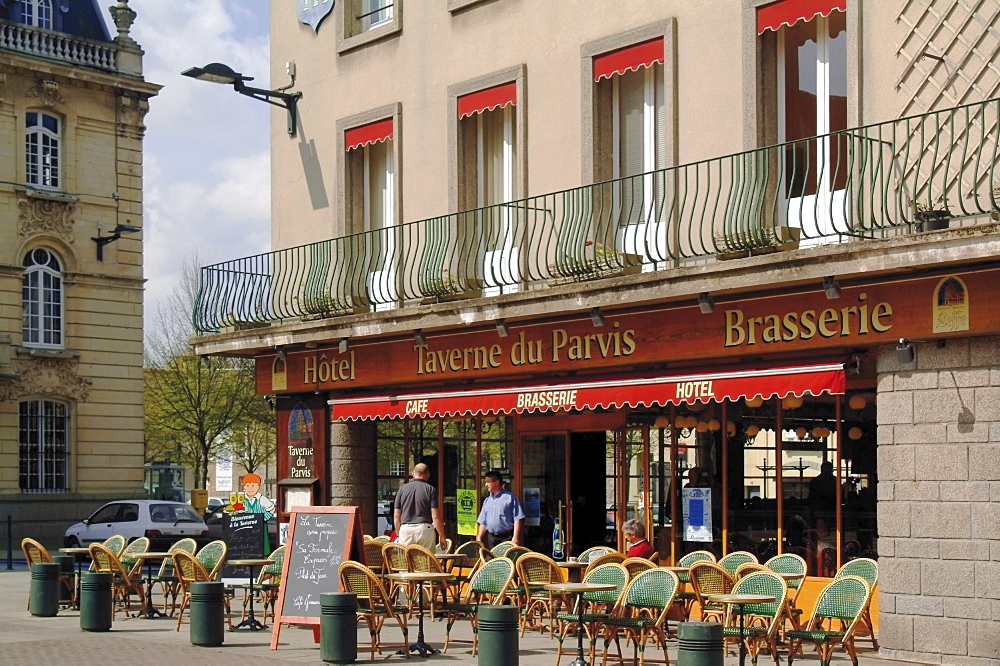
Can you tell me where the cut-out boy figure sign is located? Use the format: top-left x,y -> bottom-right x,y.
230,473 -> 275,520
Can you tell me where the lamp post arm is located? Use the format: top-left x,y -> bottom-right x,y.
232,81 -> 301,136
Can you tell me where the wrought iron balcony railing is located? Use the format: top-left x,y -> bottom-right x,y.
194,98 -> 1000,334
0,21 -> 117,71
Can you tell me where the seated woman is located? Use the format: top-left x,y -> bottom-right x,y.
622,518 -> 655,559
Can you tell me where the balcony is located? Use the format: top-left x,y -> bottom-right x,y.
194,98 -> 1000,335
0,21 -> 118,72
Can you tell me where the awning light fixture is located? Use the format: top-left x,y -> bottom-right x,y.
698,292 -> 715,314
823,276 -> 842,299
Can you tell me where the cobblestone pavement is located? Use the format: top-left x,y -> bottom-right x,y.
1,566 -> 905,665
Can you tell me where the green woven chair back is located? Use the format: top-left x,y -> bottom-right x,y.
578,546 -> 613,563
264,545 -> 286,577
364,540 -> 384,568
455,540 -> 484,559
813,575 -> 870,625
468,557 -> 514,596
480,549 -> 496,564
156,538 -> 197,577
504,546 -> 531,563
405,544 -> 442,573
89,542 -> 130,579
383,542 -> 407,572
679,550 -> 716,567
730,571 -> 786,618
690,562 -> 734,597
103,534 -> 127,556
196,540 -> 227,578
585,551 -> 625,576
373,535 -> 390,543
765,553 -> 807,588
835,558 -> 878,587
718,550 -> 757,575
622,567 -> 679,611
491,541 -> 515,556
581,563 -> 628,604
120,536 -> 150,573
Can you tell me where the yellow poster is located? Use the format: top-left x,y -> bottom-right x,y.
456,489 -> 478,536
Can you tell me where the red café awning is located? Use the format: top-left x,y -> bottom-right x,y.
756,0 -> 846,34
593,38 -> 664,81
458,82 -> 517,119
328,361 -> 846,422
345,118 -> 394,150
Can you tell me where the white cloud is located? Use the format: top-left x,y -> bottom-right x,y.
126,0 -> 272,337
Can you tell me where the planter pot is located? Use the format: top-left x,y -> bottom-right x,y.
914,210 -> 951,232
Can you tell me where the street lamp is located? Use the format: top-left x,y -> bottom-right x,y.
181,62 -> 302,137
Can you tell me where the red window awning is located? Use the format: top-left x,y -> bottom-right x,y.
457,82 -> 517,119
328,361 -> 846,422
345,118 -> 394,151
593,38 -> 664,81
757,0 -> 846,34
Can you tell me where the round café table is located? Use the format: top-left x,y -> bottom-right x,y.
557,560 -> 587,583
58,546 -> 91,609
705,593 -> 776,666
130,552 -> 174,618
545,582 -> 618,666
386,571 -> 454,657
227,558 -> 276,631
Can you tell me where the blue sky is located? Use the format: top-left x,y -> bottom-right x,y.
128,1 -> 271,337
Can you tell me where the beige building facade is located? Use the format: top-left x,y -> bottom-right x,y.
0,1 -> 157,548
192,2 -> 1000,662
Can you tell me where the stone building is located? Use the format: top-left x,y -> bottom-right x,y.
191,1 -> 1000,662
0,1 -> 157,547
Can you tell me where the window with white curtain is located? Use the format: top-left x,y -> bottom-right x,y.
477,104 -> 516,249
26,111 -> 60,189
612,63 -> 665,182
19,399 -> 69,492
22,247 -> 63,348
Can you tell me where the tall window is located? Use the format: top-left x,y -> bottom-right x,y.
23,247 -> 63,347
361,0 -> 393,31
19,399 -> 69,492
20,0 -> 53,29
26,111 -> 60,189
346,118 -> 395,309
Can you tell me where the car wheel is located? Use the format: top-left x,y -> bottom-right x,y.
66,536 -> 81,548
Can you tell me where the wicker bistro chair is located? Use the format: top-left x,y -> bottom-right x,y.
555,563 -> 630,666
442,557 -> 515,655
578,546 -> 615,564
89,542 -> 145,619
598,567 -> 682,666
765,552 -> 808,630
364,540 -> 385,575
622,557 -> 656,580
239,545 -> 286,623
674,549 -> 717,616
584,551 -> 626,576
718,551 -> 759,576
119,536 -> 151,578
787,575 -> 873,666
504,545 -> 531,564
173,550 -> 232,631
689,562 -> 735,623
152,537 -> 197,615
435,538 -> 454,554
490,540 -> 516,556
21,537 -> 76,609
88,534 -> 127,571
195,539 -> 228,580
834,558 -> 878,649
722,571 -> 789,665
373,535 -> 391,543
382,542 -> 409,604
514,552 -> 568,636
453,540 -> 486,592
404,544 -> 456,617
339,560 -> 411,660
735,562 -> 770,579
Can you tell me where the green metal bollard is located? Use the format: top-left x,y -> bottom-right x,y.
320,592 -> 358,664
677,621 -> 724,666
29,562 -> 60,617
80,572 -> 113,631
476,604 -> 519,666
188,581 -> 225,647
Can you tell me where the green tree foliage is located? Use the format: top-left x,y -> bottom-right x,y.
144,255 -> 275,488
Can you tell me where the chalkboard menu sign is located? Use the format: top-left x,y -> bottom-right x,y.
269,505 -> 363,650
221,512 -> 265,579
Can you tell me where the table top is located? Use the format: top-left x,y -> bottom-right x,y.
131,552 -> 174,559
705,593 -> 777,604
544,582 -> 618,593
386,571 -> 454,582
227,559 -> 275,567
775,572 -> 805,580
434,553 -> 465,559
59,547 -> 91,554
663,566 -> 689,573
557,561 -> 587,568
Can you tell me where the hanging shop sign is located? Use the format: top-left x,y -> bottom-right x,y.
257,270 -> 996,395
296,0 -> 334,32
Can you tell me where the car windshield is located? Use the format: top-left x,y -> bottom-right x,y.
151,504 -> 202,523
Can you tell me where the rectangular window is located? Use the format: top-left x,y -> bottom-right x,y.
19,399 -> 69,492
340,0 -> 400,52
25,111 -> 60,189
361,0 -> 393,31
